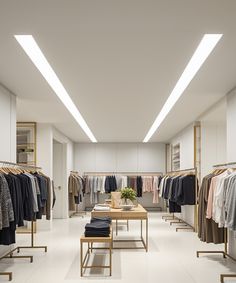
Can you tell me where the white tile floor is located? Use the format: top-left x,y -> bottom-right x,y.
1,213 -> 236,283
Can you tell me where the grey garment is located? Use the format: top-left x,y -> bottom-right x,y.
167,178 -> 174,200
225,176 -> 236,231
0,173 -> 14,230
24,173 -> 38,212
34,177 -> 40,195
89,177 -> 98,204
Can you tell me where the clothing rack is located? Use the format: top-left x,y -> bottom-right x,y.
83,172 -> 163,211
0,161 -> 47,281
84,171 -> 163,176
69,171 -> 86,218
162,167 -> 198,232
196,162 -> 236,283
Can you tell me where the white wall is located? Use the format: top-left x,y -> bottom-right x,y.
0,84 -> 16,162
226,88 -> 236,258
36,124 -> 74,229
74,143 -> 165,173
170,124 -> 194,170
199,99 -> 227,179
74,142 -> 166,209
52,127 -> 74,219
0,84 -> 16,257
170,125 -> 195,227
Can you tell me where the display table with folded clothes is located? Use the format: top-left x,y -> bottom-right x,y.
80,216 -> 113,277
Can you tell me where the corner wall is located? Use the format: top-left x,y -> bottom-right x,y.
0,84 -> 16,256
36,124 -> 74,229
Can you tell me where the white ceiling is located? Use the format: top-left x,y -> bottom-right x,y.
0,0 -> 236,142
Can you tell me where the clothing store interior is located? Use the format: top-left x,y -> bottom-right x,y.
1,1 -> 236,283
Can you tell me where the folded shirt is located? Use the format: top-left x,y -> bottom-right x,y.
93,206 -> 110,211
90,217 -> 112,224
85,231 -> 110,237
85,222 -> 110,231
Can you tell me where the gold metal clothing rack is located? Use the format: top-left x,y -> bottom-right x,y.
162,167 -> 197,232
196,162 -> 236,283
0,161 -> 47,281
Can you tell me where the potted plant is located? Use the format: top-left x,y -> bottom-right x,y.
120,188 -> 136,210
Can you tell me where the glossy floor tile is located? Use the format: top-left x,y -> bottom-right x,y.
1,213 -> 236,283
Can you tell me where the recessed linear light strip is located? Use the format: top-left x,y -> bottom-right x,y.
143,34 -> 223,143
14,35 -> 97,143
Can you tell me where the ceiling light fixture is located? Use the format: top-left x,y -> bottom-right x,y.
14,35 -> 97,143
143,33 -> 223,143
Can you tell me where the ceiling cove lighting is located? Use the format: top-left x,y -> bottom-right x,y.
14,35 -> 97,143
143,34 -> 223,143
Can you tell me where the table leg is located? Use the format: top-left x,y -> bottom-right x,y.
146,218 -> 148,252
109,241 -> 112,276
80,241 -> 83,277
141,220 -> 143,238
116,220 -> 118,236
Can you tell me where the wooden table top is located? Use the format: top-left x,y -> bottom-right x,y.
91,204 -> 148,219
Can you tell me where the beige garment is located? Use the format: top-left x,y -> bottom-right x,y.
206,171 -> 228,219
152,176 -> 159,203
142,176 -> 153,192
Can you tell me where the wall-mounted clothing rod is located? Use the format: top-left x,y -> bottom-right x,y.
213,161 -> 236,168
83,171 -> 163,176
166,167 -> 196,174
0,160 -> 42,170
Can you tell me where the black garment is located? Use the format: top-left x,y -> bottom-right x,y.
0,223 -> 16,245
85,221 -> 110,237
85,231 -> 110,237
176,175 -> 196,205
136,176 -> 143,197
158,176 -> 163,188
105,176 -> 117,193
5,174 -> 24,227
169,200 -> 181,213
163,178 -> 172,200
91,217 -> 112,224
18,174 -> 35,221
85,222 -> 110,231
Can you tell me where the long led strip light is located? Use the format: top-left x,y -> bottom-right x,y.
143,34 -> 223,142
15,35 -> 97,143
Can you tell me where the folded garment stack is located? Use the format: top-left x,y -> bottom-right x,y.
84,217 -> 111,237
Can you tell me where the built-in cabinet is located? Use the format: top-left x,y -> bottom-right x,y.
17,122 -> 36,166
171,143 -> 180,171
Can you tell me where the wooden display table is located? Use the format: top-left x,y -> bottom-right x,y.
91,204 -> 148,251
80,231 -> 112,277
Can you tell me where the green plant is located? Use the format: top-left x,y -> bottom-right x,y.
120,188 -> 136,201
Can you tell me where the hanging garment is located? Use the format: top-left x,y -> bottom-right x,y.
142,176 -> 153,193
176,175 -> 196,205
136,176 -> 143,197
197,174 -> 224,244
121,176 -> 127,188
152,176 -> 160,203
